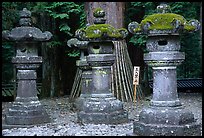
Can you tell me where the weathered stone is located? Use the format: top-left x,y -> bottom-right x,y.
2,8 -> 52,127
75,8 -> 128,124
67,38 -> 93,111
74,58 -> 93,111
128,4 -> 201,136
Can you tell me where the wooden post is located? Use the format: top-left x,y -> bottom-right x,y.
133,83 -> 137,107
133,66 -> 140,108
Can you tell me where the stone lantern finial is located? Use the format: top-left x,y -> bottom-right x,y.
93,8 -> 106,24
156,3 -> 171,13
20,8 -> 31,17
19,8 -> 32,26
75,8 -> 128,41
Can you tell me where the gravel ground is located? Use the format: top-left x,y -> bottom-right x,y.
2,92 -> 202,136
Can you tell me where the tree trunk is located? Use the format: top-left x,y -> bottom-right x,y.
40,12 -> 53,98
70,2 -> 135,102
200,2 -> 202,48
84,2 -> 125,28
40,12 -> 77,98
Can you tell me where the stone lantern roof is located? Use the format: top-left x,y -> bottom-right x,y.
2,8 -> 52,42
75,8 -> 128,42
128,3 -> 200,35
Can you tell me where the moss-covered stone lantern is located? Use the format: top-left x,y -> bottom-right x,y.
2,8 -> 52,127
75,8 -> 128,124
128,3 -> 201,136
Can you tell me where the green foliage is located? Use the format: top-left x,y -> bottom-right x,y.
42,2 -> 85,57
59,23 -> 72,36
130,2 -> 158,15
45,2 -> 85,37
66,49 -> 80,57
2,2 -> 19,30
47,40 -> 62,48
32,2 -> 49,13
129,34 -> 147,51
2,42 -> 15,83
169,2 -> 200,20
177,32 -> 202,78
31,2 -> 85,57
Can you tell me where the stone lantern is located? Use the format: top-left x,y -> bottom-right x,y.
128,4 -> 201,136
67,38 -> 92,111
75,8 -> 129,124
2,8 -> 52,126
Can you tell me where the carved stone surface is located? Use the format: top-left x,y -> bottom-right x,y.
128,4 -> 201,136
2,8 -> 52,127
77,96 -> 128,124
67,38 -> 93,111
75,8 -> 128,124
74,58 -> 93,111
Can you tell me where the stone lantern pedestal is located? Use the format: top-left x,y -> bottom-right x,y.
75,8 -> 129,124
133,34 -> 201,136
67,39 -> 93,111
74,58 -> 93,111
2,8 -> 52,127
128,4 -> 201,136
77,43 -> 128,124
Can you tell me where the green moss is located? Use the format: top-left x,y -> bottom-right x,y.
141,13 -> 186,30
93,8 -> 105,17
133,24 -> 142,33
118,28 -> 127,32
80,24 -> 124,39
184,23 -> 196,32
129,13 -> 197,34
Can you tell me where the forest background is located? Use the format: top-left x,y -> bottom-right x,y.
2,2 -> 202,98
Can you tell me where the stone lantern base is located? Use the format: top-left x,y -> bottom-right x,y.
77,94 -> 128,124
73,66 -> 92,111
74,94 -> 90,111
132,106 -> 201,136
5,97 -> 50,126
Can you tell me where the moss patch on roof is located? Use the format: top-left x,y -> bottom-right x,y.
77,24 -> 127,40
142,13 -> 186,30
131,13 -> 196,33
128,3 -> 200,35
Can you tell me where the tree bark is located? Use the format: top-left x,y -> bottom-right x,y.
40,12 -> 77,98
84,2 -> 125,28
200,2 -> 202,48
